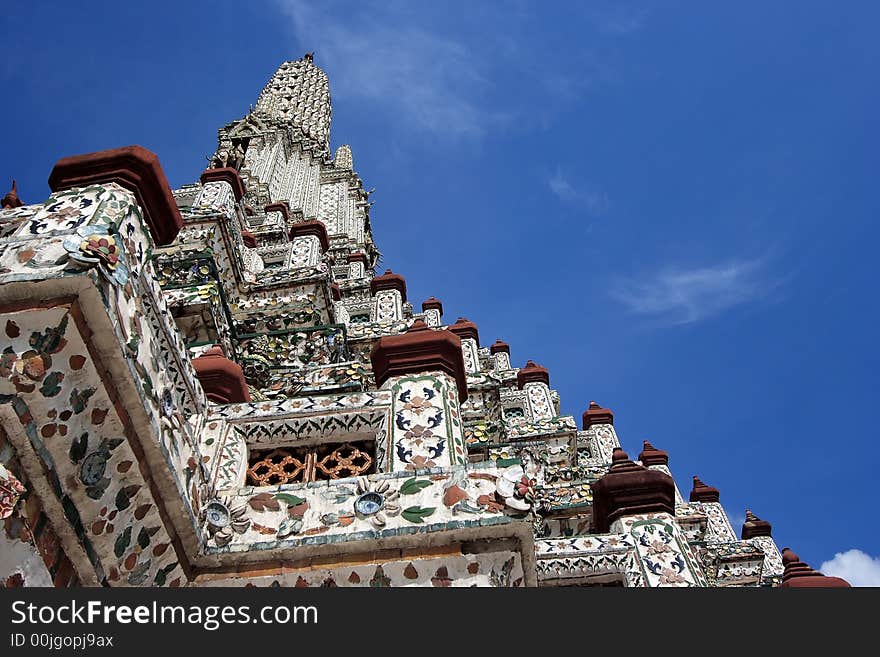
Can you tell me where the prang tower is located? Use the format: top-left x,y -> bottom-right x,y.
0,55 -> 843,588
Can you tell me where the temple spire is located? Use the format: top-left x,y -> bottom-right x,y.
254,54 -> 331,152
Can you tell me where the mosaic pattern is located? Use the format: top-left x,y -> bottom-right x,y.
0,55 -> 786,587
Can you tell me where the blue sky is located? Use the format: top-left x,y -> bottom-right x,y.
3,1 -> 878,582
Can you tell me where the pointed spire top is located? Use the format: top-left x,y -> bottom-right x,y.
449,317 -> 479,344
334,144 -> 353,170
255,57 -> 331,153
638,440 -> 669,467
741,509 -> 773,539
516,360 -> 550,388
490,339 -> 510,355
1,179 -> 23,209
689,476 -> 720,503
422,297 -> 443,314
370,269 -> 407,301
582,401 -> 614,429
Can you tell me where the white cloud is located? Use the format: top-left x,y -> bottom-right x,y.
275,0 -> 496,138
820,549 -> 880,587
548,169 -> 610,216
274,1 -> 641,140
610,259 -> 774,325
585,7 -> 650,35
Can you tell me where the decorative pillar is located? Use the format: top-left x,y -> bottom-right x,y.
371,320 -> 468,472
195,167 -> 246,214
689,476 -> 736,542
370,269 -> 406,322
2,180 -> 24,209
490,339 -> 511,371
421,297 -> 443,327
449,317 -> 480,375
592,448 -> 707,586
740,510 -> 784,582
347,252 -> 368,279
582,401 -> 619,462
638,440 -> 683,504
288,220 -> 329,268
265,201 -> 290,231
517,360 -> 554,420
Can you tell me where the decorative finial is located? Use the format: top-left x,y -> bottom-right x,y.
741,508 -> 772,539
689,476 -> 720,503
638,440 -> 669,467
304,52 -> 314,63
2,179 -> 24,209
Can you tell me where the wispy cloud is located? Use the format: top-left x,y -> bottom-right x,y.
821,549 -> 880,587
610,258 -> 777,325
274,1 -> 644,140
586,7 -> 650,36
548,169 -> 610,216
276,0 -> 497,138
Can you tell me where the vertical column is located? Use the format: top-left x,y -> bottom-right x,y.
421,297 -> 443,327
449,318 -> 481,376
582,401 -> 620,463
196,168 -> 246,216
740,510 -> 784,583
347,252 -> 368,279
370,269 -> 407,322
517,361 -> 554,420
490,340 -> 511,371
371,320 -> 469,472
689,476 -> 737,542
287,220 -> 329,269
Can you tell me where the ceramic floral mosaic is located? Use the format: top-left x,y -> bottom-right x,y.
0,54 -> 789,588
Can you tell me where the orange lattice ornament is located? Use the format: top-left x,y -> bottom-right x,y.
315,443 -> 374,480
246,449 -> 308,486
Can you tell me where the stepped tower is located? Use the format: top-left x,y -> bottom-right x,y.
0,55 -> 843,588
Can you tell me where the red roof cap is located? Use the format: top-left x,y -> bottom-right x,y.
265,201 -> 290,222
200,167 -> 246,201
582,400 -> 614,429
370,269 -> 407,301
740,509 -> 773,540
449,317 -> 479,344
191,345 -> 251,404
241,230 -> 257,248
490,339 -> 510,355
638,440 -> 669,467
421,296 -> 443,314
1,180 -> 23,209
48,145 -> 183,246
371,320 -> 467,402
689,476 -> 720,503
591,448 -> 676,533
289,220 -> 330,252
779,548 -> 850,588
516,360 -> 550,388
